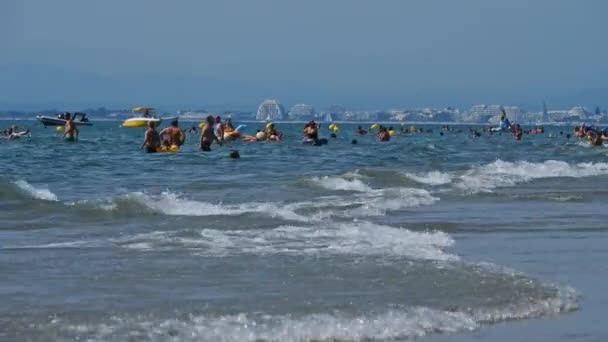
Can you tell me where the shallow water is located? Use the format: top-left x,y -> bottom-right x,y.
1,121 -> 606,341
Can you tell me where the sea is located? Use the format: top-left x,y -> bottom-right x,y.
1,120 -> 607,342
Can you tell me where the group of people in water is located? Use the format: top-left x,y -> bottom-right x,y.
574,123 -> 608,146
140,115 -> 285,153
4,111 -> 607,151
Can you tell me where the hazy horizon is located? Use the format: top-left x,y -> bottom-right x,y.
2,0 -> 607,110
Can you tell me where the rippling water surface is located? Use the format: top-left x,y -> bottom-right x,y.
1,121 -> 607,341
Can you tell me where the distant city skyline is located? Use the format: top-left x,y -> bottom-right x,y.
1,1 -> 607,110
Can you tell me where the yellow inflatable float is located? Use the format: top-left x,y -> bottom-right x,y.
156,145 -> 180,153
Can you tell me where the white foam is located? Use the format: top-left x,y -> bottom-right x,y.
13,180 -> 58,201
55,286 -> 579,342
117,221 -> 456,261
342,188 -> 438,217
404,171 -> 453,186
471,285 -> 579,323
124,191 -> 309,222
311,176 -> 373,192
57,308 -> 478,342
2,240 -> 103,250
111,187 -> 437,221
456,160 -> 608,193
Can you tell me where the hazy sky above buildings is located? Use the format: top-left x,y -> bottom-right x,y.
1,0 -> 607,109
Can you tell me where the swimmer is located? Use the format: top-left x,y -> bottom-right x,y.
303,120 -> 319,142
7,126 -> 30,140
513,124 -> 523,141
228,150 -> 240,159
356,126 -> 368,135
264,123 -> 281,140
140,121 -> 160,153
377,126 -> 390,141
62,113 -> 78,142
224,118 -> 235,132
159,120 -> 185,146
200,115 -> 222,151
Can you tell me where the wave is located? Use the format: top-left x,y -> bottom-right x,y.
310,175 -> 372,192
404,171 -> 453,186
41,286 -> 578,342
123,191 -> 309,222
12,180 -> 58,201
457,160 -> 608,193
470,285 -> 578,324
50,308 -> 477,342
6,221 -> 456,261
402,159 -> 608,193
64,187 -> 437,221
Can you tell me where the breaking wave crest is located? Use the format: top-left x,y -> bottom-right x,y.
123,191 -> 309,222
404,171 -> 453,186
402,159 -> 608,193
457,160 -> 608,193
12,180 -> 58,201
67,187 -> 438,221
310,176 -> 373,192
5,221 -> 456,261
123,221 -> 456,260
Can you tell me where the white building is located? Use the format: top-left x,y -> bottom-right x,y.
567,106 -> 590,120
466,105 -> 504,123
287,104 -> 315,121
256,99 -> 285,121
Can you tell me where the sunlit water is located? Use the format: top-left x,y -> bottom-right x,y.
1,120 -> 606,341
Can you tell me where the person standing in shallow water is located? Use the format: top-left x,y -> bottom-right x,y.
159,120 -> 185,147
62,113 -> 79,142
141,121 -> 160,153
214,116 -> 224,144
200,115 -> 223,151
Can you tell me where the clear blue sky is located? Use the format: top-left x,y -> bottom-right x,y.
1,0 -> 607,109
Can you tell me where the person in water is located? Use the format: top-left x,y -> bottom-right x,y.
264,123 -> 281,140
62,113 -> 78,142
586,129 -> 608,146
224,118 -> 235,132
200,115 -> 223,151
140,121 -> 160,153
159,120 -> 185,147
377,126 -> 390,141
513,124 -> 523,141
214,116 -> 224,144
7,126 -> 30,140
356,126 -> 368,135
303,120 -> 319,142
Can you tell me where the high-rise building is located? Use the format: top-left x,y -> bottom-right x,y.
256,99 -> 285,121
287,104 -> 316,121
542,102 -> 549,122
466,105 -> 503,123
